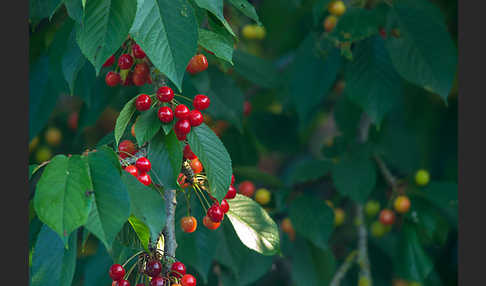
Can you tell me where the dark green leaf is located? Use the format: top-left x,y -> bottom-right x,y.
64,0 -> 84,23
129,0 -> 198,91
226,194 -> 280,255
415,181 -> 457,227
289,195 -> 334,250
134,107 -> 162,146
83,243 -> 113,286
198,28 -> 234,64
289,159 -> 332,186
344,36 -> 402,124
114,96 -> 137,146
385,0 -> 457,100
62,30 -> 86,94
334,95 -> 362,140
227,0 -> 260,24
86,147 -> 130,250
194,0 -> 235,36
233,50 -> 279,88
76,0 -> 137,74
34,155 -> 93,244
291,34 -> 341,126
233,166 -> 284,188
188,124 -> 232,201
115,222 -> 147,251
122,172 -> 166,241
147,131 -> 183,190
128,215 -> 151,251
31,225 -> 77,286
29,0 -> 63,25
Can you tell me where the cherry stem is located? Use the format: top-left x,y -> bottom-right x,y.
122,250 -> 144,268
123,256 -> 140,280
174,94 -> 193,103
183,189 -> 192,216
195,184 -> 212,208
192,185 -> 209,212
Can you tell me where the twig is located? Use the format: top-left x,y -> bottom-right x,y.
329,251 -> 357,286
162,189 -> 177,267
373,154 -> 398,191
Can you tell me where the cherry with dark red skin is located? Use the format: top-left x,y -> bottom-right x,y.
150,276 -> 165,286
118,54 -> 134,70
145,260 -> 162,277
171,262 -> 187,278
125,165 -> 139,177
175,130 -> 187,141
137,172 -> 152,186
243,101 -> 252,116
105,72 -> 121,87
183,145 -> 197,160
133,63 -> 149,76
220,199 -> 229,213
103,55 -> 115,67
109,264 -> 125,281
158,106 -> 174,123
118,140 -> 137,159
175,119 -> 191,135
157,86 -> 174,102
132,73 -> 146,86
135,157 -> 151,173
135,94 -> 151,111
132,44 -> 146,59
225,185 -> 236,199
207,203 -> 224,222
175,104 -> 190,120
231,174 -> 235,185
189,110 -> 203,127
116,280 -> 130,286
193,95 -> 210,110
181,274 -> 197,286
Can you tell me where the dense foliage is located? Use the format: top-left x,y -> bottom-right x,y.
29,0 -> 457,286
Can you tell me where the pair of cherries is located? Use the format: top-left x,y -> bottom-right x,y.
205,173 -> 237,223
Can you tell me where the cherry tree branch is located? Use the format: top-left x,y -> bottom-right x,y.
373,154 -> 399,191
329,251 -> 357,286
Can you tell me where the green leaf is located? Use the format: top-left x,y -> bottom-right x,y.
331,146 -> 376,203
34,155 -> 93,244
198,28 -> 234,64
83,244 -> 114,286
64,0 -> 84,23
115,222 -> 147,251
188,124 -> 232,201
291,34 -> 341,126
344,35 -> 402,124
233,50 -> 280,88
289,195 -> 334,250
134,107 -> 162,146
86,147 -> 130,250
194,0 -> 235,36
290,237 -> 336,286
114,96 -> 137,146
415,181 -> 457,227
396,223 -> 434,282
122,172 -> 166,241
29,0 -> 63,25
333,95 -> 362,140
129,0 -> 198,91
62,29 -> 86,94
289,159 -> 332,186
385,0 -> 457,100
226,194 -> 280,255
330,5 -> 389,42
216,221 -> 274,285
128,216 -> 151,251
147,132 -> 183,190
31,225 -> 77,286
233,166 -> 284,188
227,0 -> 260,24
76,0 -> 137,75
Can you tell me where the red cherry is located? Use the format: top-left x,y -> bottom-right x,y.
225,185 -> 236,199
117,280 -> 130,286
135,157 -> 151,173
133,62 -> 149,76
158,106 -> 174,123
220,199 -> 229,213
105,72 -> 121,87
137,172 -> 152,186
157,86 -> 174,102
171,261 -> 186,278
118,54 -> 134,70
181,274 -> 197,286
379,28 -> 387,39
207,203 -> 224,222
231,174 -> 235,185
379,209 -> 396,225
68,112 -> 79,130
238,180 -> 255,197
103,55 -> 115,67
175,104 -> 190,120
175,119 -> 191,135
145,260 -> 162,277
243,101 -> 252,116
187,54 -> 208,75
118,140 -> 137,159
178,173 -> 190,188
183,145 -> 197,160
193,95 -> 210,110
189,110 -> 203,127
109,264 -> 125,281
132,72 -> 146,86
132,44 -> 146,59
203,215 -> 221,230
175,130 -> 187,141
190,158 -> 203,174
125,165 -> 139,177
122,72 -> 133,86
135,94 -> 151,111
150,277 -> 165,286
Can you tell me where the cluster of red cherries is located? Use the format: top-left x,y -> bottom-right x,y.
109,260 -> 196,286
104,42 -> 152,87
134,86 -> 211,141
117,140 -> 153,186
